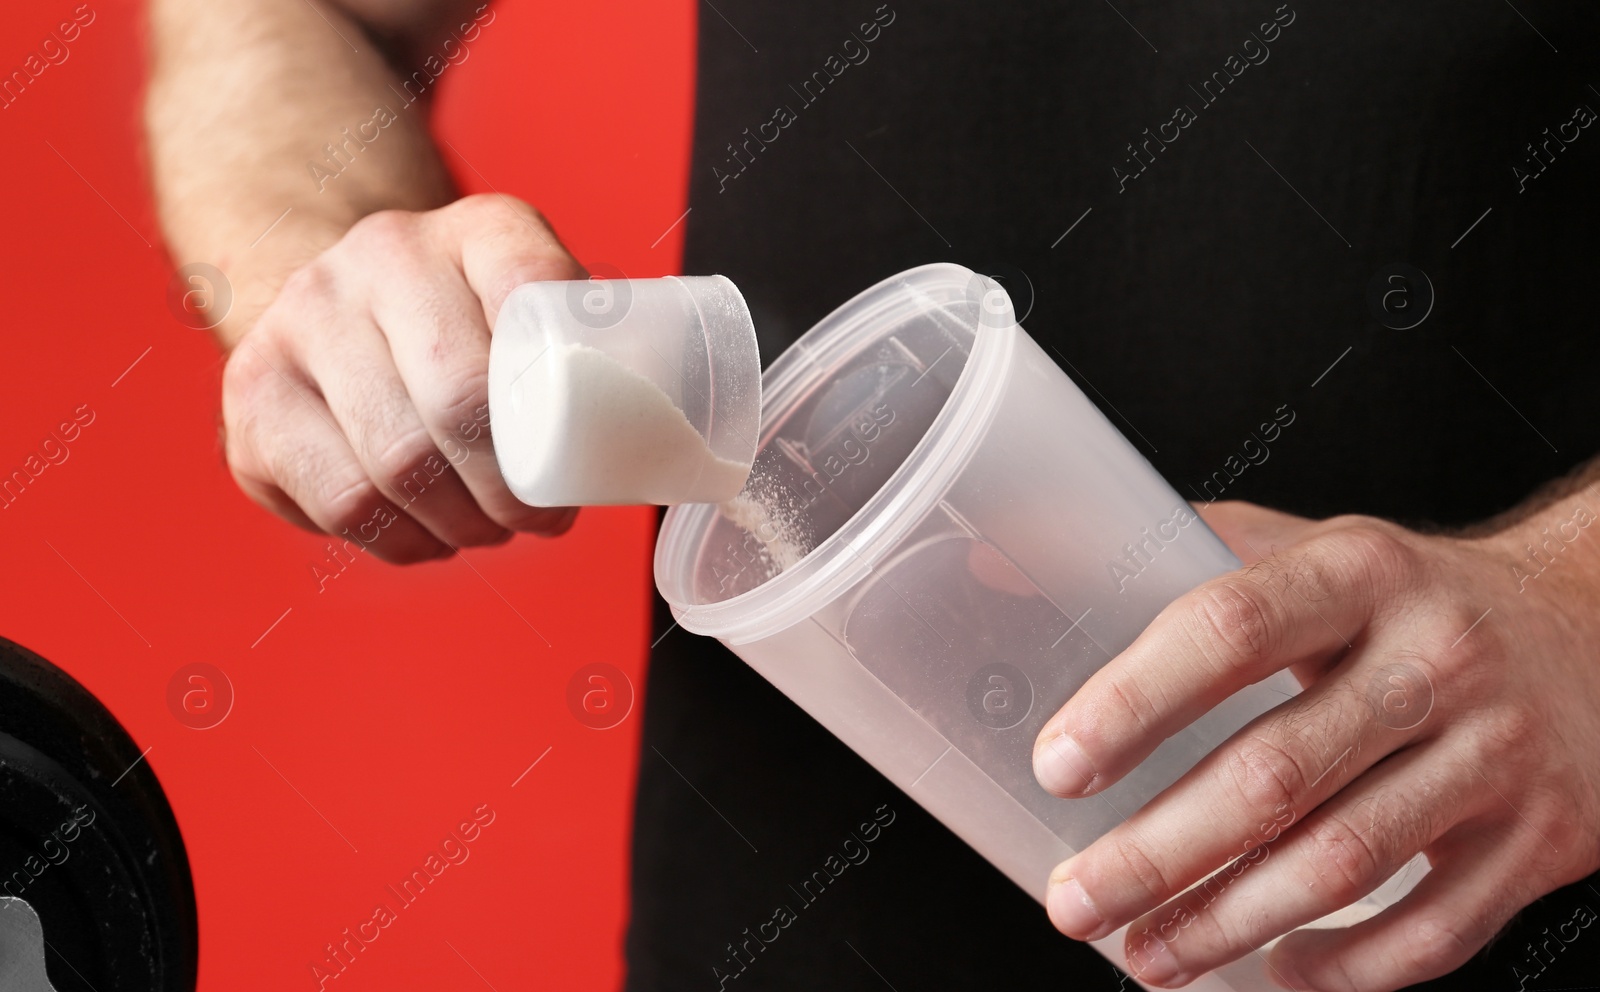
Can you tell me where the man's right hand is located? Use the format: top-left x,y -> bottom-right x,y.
222,193 -> 584,563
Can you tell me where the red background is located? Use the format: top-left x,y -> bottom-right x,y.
0,1 -> 695,987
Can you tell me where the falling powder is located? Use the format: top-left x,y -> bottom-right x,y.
716,464 -> 812,581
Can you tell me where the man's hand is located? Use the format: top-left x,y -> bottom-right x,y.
1033,499 -> 1600,990
223,194 -> 582,562
148,0 -> 579,560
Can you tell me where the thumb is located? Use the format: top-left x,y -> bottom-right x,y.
1194,499 -> 1318,564
430,193 -> 587,331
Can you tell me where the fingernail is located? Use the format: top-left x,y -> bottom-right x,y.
1034,732 -> 1097,796
1129,935 -> 1185,987
1046,877 -> 1102,937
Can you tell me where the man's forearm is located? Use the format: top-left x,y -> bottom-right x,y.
145,0 -> 468,348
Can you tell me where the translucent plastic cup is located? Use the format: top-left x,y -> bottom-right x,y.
489,275 -> 760,506
654,263 -> 1425,990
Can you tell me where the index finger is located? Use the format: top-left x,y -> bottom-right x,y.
404,196 -> 583,532
1032,527 -> 1402,798
439,194 -> 586,328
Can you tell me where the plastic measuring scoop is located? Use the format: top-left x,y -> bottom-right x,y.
654,263 -> 1427,991
488,275 -> 760,506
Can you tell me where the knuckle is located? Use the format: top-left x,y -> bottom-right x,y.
345,208 -> 422,253
220,348 -> 285,467
220,408 -> 259,478
1097,674 -> 1162,739
221,342 -> 273,407
275,259 -> 340,312
1089,833 -> 1176,910
315,474 -> 384,531
1513,799 -> 1590,879
1547,804 -> 1596,868
456,191 -> 549,229
427,369 -> 491,434
1482,703 -> 1538,754
444,196 -> 581,284
1223,734 -> 1309,815
1401,913 -> 1476,977
1323,519 -> 1416,586
1170,894 -> 1241,959
1300,812 -> 1381,903
1460,711 -> 1546,800
1186,578 -> 1279,673
1297,955 -> 1362,992
370,428 -> 443,494
228,463 -> 276,511
1363,648 -> 1441,730
1433,607 -> 1505,684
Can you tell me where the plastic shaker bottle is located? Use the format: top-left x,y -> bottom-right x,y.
653,263 -> 1427,991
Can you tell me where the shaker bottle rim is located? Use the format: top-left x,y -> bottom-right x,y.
655,262 -> 1017,644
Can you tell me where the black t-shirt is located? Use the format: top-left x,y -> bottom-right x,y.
627,3 -> 1600,988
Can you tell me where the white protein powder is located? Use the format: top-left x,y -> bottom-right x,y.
513,342 -> 750,505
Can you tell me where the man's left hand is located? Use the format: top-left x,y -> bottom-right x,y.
1033,499 -> 1600,990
